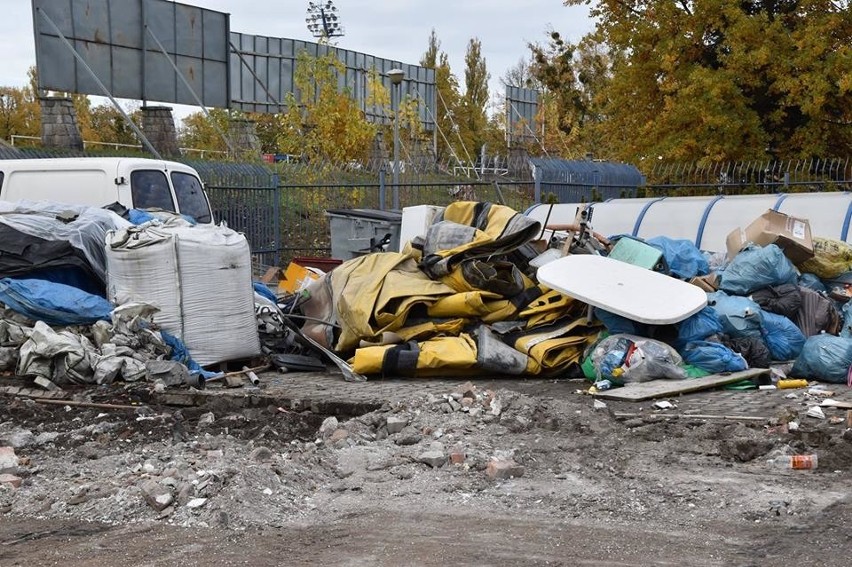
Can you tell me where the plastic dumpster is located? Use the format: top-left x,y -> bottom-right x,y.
326,209 -> 402,260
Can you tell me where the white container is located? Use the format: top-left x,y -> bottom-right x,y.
398,205 -> 444,252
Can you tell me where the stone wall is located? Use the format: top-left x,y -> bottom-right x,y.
39,97 -> 83,150
141,106 -> 180,157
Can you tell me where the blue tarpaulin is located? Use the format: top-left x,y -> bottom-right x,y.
0,278 -> 113,325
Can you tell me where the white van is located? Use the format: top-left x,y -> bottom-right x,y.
0,157 -> 214,223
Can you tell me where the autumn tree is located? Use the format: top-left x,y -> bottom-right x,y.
555,0 -> 852,164
420,29 -> 462,167
178,108 -> 231,153
0,67 -> 41,143
276,50 -> 377,164
457,38 -> 490,164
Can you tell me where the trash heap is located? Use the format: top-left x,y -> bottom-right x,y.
0,201 -> 262,389
295,201 -> 602,378
291,203 -> 852,387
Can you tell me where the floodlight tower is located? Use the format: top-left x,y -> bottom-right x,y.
305,1 -> 345,40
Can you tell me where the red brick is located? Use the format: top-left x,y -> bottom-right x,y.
486,458 -> 525,480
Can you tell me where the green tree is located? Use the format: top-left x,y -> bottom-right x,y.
178,108 -> 231,153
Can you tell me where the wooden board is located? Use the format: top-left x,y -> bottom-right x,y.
593,369 -> 769,402
536,254 -> 708,324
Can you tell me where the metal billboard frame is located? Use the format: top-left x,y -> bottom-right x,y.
229,32 -> 437,132
32,0 -> 230,108
506,86 -> 539,146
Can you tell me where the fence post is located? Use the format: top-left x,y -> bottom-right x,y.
272,173 -> 281,267
534,166 -> 542,204
379,168 -> 386,210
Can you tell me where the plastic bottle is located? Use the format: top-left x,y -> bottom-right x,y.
775,454 -> 819,470
593,379 -> 613,391
777,379 -> 809,389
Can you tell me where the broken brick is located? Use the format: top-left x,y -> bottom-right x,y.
486,458 -> 525,480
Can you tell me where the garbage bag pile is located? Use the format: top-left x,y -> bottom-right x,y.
290,202 -> 852,386
585,234 -> 852,388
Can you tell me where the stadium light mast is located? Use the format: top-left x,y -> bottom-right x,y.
305,1 -> 345,40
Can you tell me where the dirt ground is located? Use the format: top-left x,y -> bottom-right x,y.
0,379 -> 850,566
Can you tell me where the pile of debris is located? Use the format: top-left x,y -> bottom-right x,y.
272,203 -> 852,392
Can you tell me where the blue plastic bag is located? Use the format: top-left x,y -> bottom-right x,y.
791,334 -> 852,383
760,311 -> 806,361
798,273 -> 827,293
681,341 -> 748,374
160,331 -> 220,380
593,307 -> 650,336
677,306 -> 723,345
841,302 -> 852,339
253,281 -> 278,303
707,291 -> 763,338
0,278 -> 113,325
647,236 -> 710,280
719,244 -> 797,296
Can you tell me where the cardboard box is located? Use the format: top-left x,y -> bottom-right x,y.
726,210 -> 814,264
278,262 -> 320,294
689,273 -> 719,292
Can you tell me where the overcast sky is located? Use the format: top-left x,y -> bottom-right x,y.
1,0 -> 594,120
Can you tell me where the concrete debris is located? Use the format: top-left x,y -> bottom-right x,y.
0,446 -> 18,474
140,480 -> 174,512
418,450 -> 447,468
250,446 -> 274,463
806,406 -> 826,420
319,416 -> 340,438
186,497 -> 208,509
0,473 -> 22,489
385,416 -> 407,434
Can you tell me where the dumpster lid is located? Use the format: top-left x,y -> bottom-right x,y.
325,208 -> 402,221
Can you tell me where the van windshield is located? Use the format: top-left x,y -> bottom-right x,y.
130,170 -> 175,212
171,172 -> 212,224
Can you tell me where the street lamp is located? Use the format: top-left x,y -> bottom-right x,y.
305,1 -> 345,40
388,68 -> 405,210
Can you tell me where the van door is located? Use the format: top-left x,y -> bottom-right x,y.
129,169 -> 176,212
170,171 -> 213,223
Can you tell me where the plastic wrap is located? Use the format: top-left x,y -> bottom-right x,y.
106,223 -> 260,365
0,278 -> 113,326
0,200 -> 131,283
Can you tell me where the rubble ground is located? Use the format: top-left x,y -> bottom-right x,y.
0,380 -> 850,566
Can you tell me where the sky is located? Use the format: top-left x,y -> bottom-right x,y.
1,0 -> 594,121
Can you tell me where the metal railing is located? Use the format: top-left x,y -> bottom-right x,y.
8,135 -> 227,158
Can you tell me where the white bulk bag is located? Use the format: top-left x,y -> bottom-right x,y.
106,223 -> 261,366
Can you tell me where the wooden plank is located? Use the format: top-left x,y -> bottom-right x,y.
593,369 -> 769,402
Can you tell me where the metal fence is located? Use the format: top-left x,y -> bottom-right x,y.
205,176 -> 536,266
206,157 -> 852,268
645,158 -> 852,195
